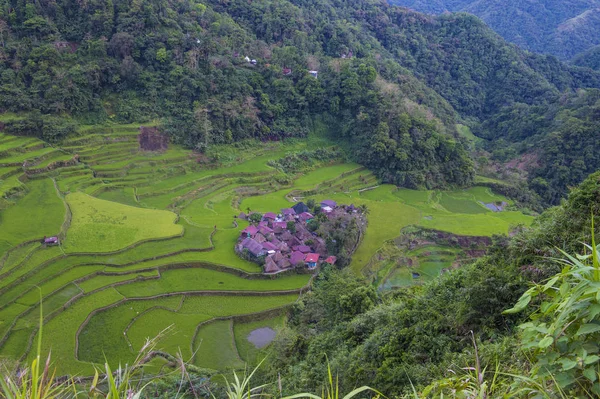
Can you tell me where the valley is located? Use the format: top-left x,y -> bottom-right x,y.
0,122 -> 531,374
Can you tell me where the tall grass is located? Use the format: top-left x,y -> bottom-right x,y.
216,359 -> 382,399
0,292 -> 69,399
0,307 -> 183,399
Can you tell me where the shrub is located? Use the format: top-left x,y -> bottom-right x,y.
505,227 -> 600,396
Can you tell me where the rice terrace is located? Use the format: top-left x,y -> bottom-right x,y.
0,121 -> 533,376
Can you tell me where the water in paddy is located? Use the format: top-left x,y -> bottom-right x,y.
247,327 -> 276,348
481,201 -> 508,212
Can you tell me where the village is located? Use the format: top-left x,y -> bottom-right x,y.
236,200 -> 365,273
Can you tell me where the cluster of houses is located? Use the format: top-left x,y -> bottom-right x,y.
236,200 -> 351,273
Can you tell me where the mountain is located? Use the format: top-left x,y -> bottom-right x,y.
387,0 -> 600,60
573,44 -> 600,69
0,0 -> 600,201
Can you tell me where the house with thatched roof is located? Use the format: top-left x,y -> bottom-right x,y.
241,225 -> 258,238
278,258 -> 292,269
290,251 -> 305,266
262,241 -> 278,252
254,233 -> 267,244
240,238 -> 265,257
264,256 -> 279,273
298,212 -> 313,222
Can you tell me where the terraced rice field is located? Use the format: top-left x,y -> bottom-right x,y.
0,123 -> 533,375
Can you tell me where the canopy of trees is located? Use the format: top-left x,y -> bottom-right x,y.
389,0 -> 600,60
0,0 -> 599,194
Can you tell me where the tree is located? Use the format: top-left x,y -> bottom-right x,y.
249,213 -> 262,223
287,221 -> 296,234
109,32 -> 135,59
156,48 -> 167,63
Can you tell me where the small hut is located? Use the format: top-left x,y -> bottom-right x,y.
43,236 -> 59,246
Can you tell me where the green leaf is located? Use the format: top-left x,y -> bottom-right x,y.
559,281 -> 569,296
585,355 -> 600,365
589,304 -> 600,319
543,275 -> 560,291
559,358 -> 578,370
576,323 -> 600,336
554,371 -> 576,388
504,293 -> 531,314
538,336 -> 554,348
584,367 -> 598,382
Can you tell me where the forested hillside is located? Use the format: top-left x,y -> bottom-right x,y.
574,44 -> 600,70
388,0 -> 600,61
0,0 -> 599,197
253,171 -> 600,397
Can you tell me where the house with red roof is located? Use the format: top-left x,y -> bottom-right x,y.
325,256 -> 337,265
305,253 -> 319,269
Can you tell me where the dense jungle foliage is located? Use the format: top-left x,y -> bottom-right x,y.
574,45 -> 600,70
1,0 -> 600,196
479,89 -> 600,204
252,171 -> 600,398
388,0 -> 600,61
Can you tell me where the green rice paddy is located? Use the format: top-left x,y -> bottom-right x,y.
63,192 -> 182,253
0,122 -> 533,375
